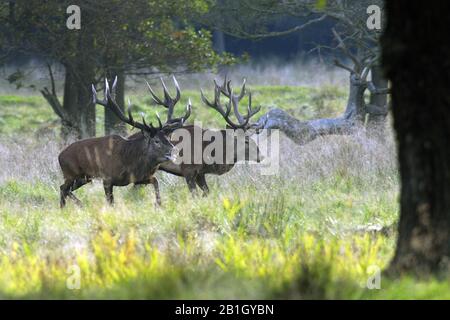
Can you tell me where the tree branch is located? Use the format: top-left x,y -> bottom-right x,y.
367,81 -> 391,95
218,14 -> 327,40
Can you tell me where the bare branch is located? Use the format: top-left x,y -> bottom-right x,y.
219,14 -> 327,40
332,28 -> 362,73
368,81 -> 391,95
333,59 -> 355,74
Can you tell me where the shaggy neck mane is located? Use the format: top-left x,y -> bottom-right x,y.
119,135 -> 158,179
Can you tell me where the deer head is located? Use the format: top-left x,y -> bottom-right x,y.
201,76 -> 263,163
92,77 -> 191,162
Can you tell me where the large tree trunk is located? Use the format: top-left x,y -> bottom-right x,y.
75,31 -> 96,138
41,63 -> 96,141
61,66 -> 80,140
60,62 -> 96,140
367,65 -> 388,133
382,1 -> 450,274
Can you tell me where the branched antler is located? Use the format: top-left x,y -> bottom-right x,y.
201,76 -> 261,130
93,77 -> 158,134
145,76 -> 191,125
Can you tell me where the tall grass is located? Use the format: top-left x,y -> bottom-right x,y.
0,124 -> 403,298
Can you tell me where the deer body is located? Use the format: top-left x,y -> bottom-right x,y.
59,132 -> 173,207
159,77 -> 262,195
58,76 -> 190,208
59,134 -> 170,184
130,123 -> 261,195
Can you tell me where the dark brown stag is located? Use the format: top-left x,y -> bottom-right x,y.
130,76 -> 262,196
58,77 -> 191,207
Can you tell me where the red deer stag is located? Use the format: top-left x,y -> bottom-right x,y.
130,76 -> 262,196
58,77 -> 191,208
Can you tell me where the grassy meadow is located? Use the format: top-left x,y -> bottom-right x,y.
0,77 -> 449,299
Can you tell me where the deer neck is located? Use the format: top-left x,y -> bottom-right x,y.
120,137 -> 158,178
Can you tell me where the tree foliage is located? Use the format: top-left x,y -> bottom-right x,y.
1,0 -> 234,137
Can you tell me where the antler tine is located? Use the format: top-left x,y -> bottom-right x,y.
226,80 -> 232,97
172,75 -> 181,103
127,105 -> 134,123
92,79 -> 109,107
222,74 -> 228,92
111,76 -> 117,97
229,87 -> 250,127
108,93 -> 143,130
202,80 -> 250,129
207,77 -> 262,129
104,77 -> 109,97
214,76 -> 232,97
201,87 -> 226,117
146,76 -> 184,126
161,76 -> 179,122
184,98 -> 192,121
200,88 -> 217,110
93,77 -> 153,132
238,78 -> 247,100
155,112 -> 163,130
141,116 -> 150,130
215,85 -> 231,116
163,102 -> 192,125
91,84 -> 98,104
160,77 -> 172,105
127,98 -> 138,128
146,80 -> 165,105
244,91 -> 261,119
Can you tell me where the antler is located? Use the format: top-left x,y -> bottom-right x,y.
92,77 -> 160,135
145,76 -> 191,125
201,76 -> 261,129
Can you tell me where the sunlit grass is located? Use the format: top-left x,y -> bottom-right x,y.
0,173 -> 417,299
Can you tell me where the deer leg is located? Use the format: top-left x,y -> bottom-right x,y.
185,175 -> 198,195
72,177 -> 91,191
103,181 -> 114,205
149,176 -> 161,206
195,174 -> 209,197
67,193 -> 82,206
60,179 -> 73,208
67,177 -> 91,206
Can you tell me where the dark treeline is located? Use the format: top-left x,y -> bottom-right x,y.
213,16 -> 336,60
2,17 -> 337,66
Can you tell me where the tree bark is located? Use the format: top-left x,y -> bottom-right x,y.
59,62 -> 96,140
367,65 -> 388,134
61,65 -> 81,139
382,1 -> 450,274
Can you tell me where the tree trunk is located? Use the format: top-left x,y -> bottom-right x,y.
60,62 -> 96,140
75,30 -> 96,138
104,69 -> 126,135
61,65 -> 81,140
367,65 -> 388,134
382,1 -> 450,274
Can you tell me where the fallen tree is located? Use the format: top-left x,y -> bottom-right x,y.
255,29 -> 390,145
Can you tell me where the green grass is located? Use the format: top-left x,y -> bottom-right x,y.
0,85 -> 449,299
